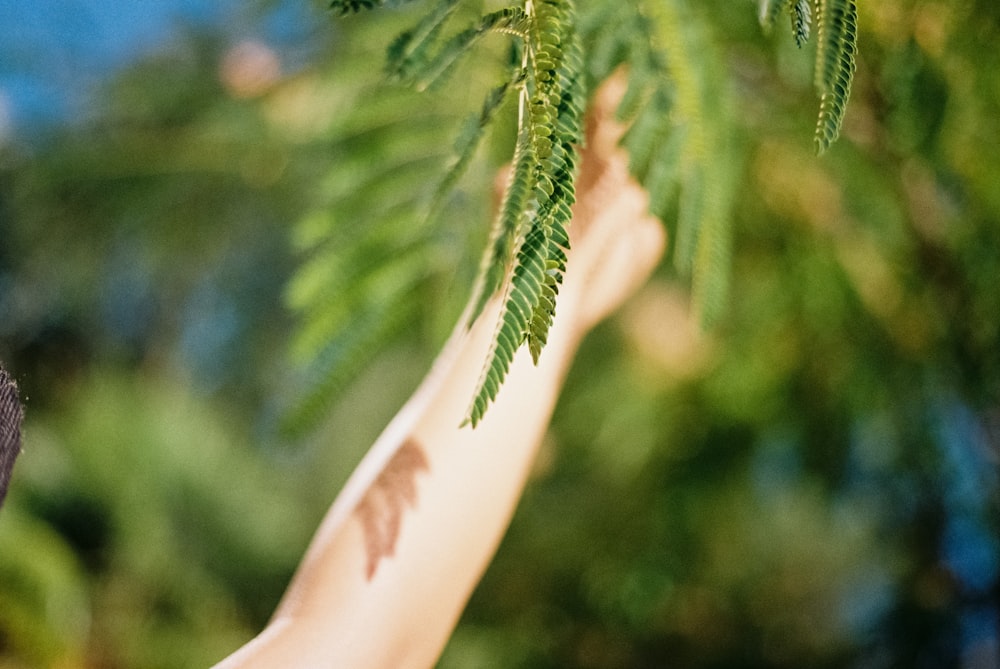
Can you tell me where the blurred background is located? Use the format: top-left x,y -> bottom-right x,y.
1,1 -> 998,667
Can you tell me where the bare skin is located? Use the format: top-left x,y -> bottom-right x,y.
214,71 -> 665,669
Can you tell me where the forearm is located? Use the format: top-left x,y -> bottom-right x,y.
215,293 -> 585,669
375,295 -> 584,665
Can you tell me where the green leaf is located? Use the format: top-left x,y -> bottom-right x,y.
386,0 -> 462,83
464,0 -> 584,425
399,7 -> 529,90
791,0 -> 812,47
467,119 -> 535,326
465,223 -> 551,427
647,0 -> 734,325
426,77 -> 516,223
813,0 -> 858,154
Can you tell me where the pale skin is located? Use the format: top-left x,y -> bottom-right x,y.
214,72 -> 666,669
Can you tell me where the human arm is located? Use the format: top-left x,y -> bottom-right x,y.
214,71 -> 665,669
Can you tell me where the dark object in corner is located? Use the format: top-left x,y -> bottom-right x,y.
0,364 -> 24,509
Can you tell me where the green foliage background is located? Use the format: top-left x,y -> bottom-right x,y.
1,0 -> 999,667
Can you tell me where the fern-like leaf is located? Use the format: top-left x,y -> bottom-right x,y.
527,3 -> 583,364
813,0 -> 858,154
466,223 -> 550,426
791,0 -> 812,47
468,119 -> 534,325
281,5 -> 488,439
426,77 -> 515,223
287,0 -> 864,436
647,0 -> 734,325
464,0 -> 584,426
386,0 -> 462,84
394,7 -> 529,90
759,0 -> 858,152
759,0 -> 811,46
284,288 -> 417,437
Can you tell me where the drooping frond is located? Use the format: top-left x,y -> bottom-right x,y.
760,0 -> 811,47
425,77 -> 516,224
523,5 -> 584,363
286,0 -> 590,434
643,0 -> 735,326
280,8 -> 495,439
579,0 -> 738,328
467,120 -> 535,325
813,0 -> 858,154
465,0 -> 584,427
758,0 -> 858,152
282,99 -> 455,437
386,0 -> 462,84
791,0 -> 812,47
466,222 -> 549,424
389,6 -> 528,90
289,0 -> 854,434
